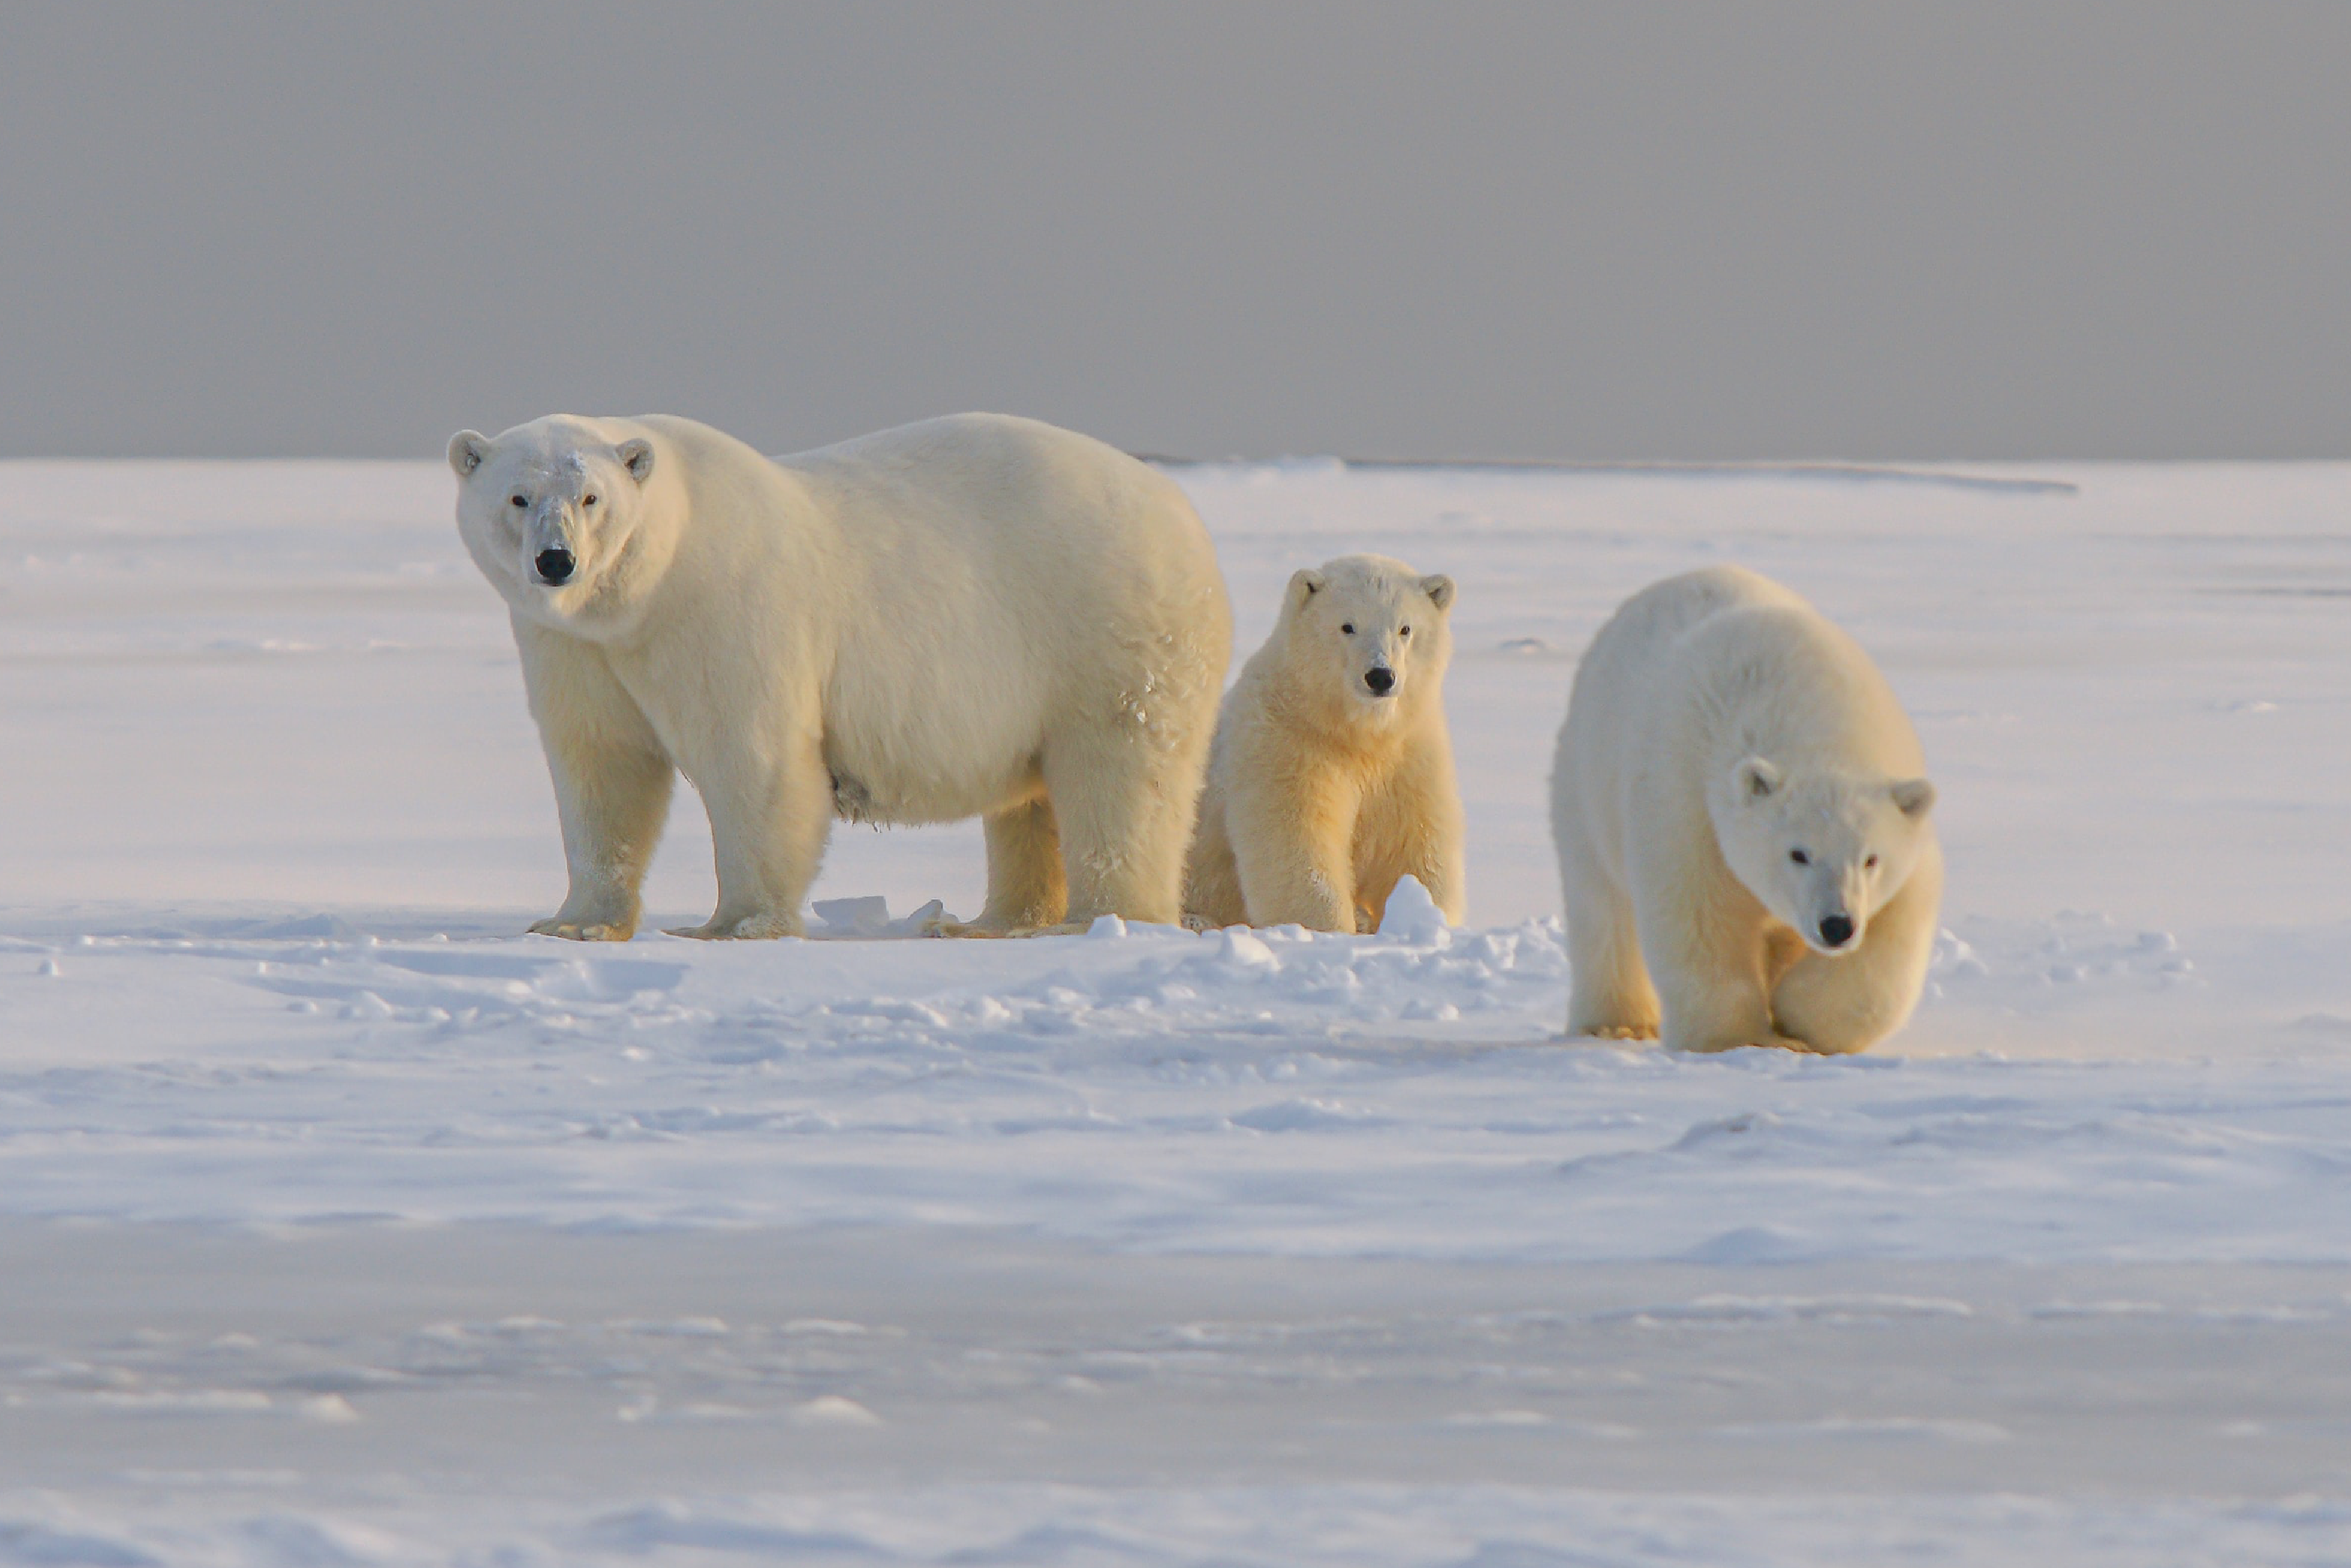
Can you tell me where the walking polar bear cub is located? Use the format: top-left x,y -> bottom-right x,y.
1185,554 -> 1465,932
1551,566 -> 1941,1054
448,412 -> 1232,940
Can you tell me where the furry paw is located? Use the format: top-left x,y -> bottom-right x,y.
926,919 -> 1006,939
664,911 -> 802,940
529,916 -> 634,942
1673,1032 -> 1814,1054
1577,1023 -> 1660,1042
929,919 -> 1089,939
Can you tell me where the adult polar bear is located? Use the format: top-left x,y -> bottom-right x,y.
448,412 -> 1232,940
1551,567 -> 1941,1054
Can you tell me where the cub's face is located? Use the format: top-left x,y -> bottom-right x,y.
448,418 -> 658,634
1282,555 -> 1456,728
1713,758 -> 1936,954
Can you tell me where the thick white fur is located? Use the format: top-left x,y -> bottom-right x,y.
1550,566 -> 1942,1054
1185,554 -> 1465,932
448,412 -> 1232,940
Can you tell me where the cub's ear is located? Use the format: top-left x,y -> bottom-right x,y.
448,430 -> 490,479
1890,776 -> 1937,818
616,438 -> 655,483
1420,573 -> 1456,612
1286,567 -> 1326,609
1732,756 -> 1781,802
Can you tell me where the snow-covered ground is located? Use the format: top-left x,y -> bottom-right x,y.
3,456 -> 2350,1562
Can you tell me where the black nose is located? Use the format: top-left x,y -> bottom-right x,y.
534,547 -> 575,585
1818,913 -> 1855,948
1364,667 -> 1395,695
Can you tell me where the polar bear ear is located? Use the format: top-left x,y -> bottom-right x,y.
448,430 -> 490,479
1732,756 -> 1781,802
616,438 -> 655,484
1890,776 -> 1936,818
1419,574 -> 1456,612
1286,567 -> 1326,609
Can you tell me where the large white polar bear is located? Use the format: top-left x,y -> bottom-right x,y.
1550,566 -> 1941,1054
1184,554 -> 1466,932
448,412 -> 1232,940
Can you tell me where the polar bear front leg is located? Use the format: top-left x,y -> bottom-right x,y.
1560,828 -> 1659,1041
1355,741 -> 1468,929
667,737 -> 831,940
515,622 -> 674,942
1042,731 -> 1199,928
1770,840 -> 1943,1054
1224,765 -> 1361,932
1631,853 -> 1807,1053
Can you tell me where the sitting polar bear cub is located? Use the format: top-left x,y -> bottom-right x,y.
1551,566 -> 1940,1054
1184,554 -> 1465,932
448,412 -> 1232,940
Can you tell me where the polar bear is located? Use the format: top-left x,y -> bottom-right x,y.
447,412 -> 1232,940
1550,566 -> 1940,1054
1184,554 -> 1465,932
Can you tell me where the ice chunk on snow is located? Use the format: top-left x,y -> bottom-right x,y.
1377,874 -> 1450,945
812,895 -> 891,936
1217,928 -> 1277,971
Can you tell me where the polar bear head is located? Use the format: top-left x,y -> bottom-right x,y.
1714,759 -> 1936,954
447,417 -> 673,637
1277,554 -> 1456,732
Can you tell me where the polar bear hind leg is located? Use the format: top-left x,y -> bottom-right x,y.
1180,780 -> 1248,930
1040,727 -> 1198,927
974,794 -> 1070,931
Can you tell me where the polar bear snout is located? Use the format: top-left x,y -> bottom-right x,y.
533,546 -> 576,585
1815,912 -> 1856,950
1363,665 -> 1396,697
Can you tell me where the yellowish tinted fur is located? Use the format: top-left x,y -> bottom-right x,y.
1186,555 -> 1465,933
451,412 -> 1232,940
1551,566 -> 1941,1054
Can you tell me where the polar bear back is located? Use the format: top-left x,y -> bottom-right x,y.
786,412 -> 1210,677
1557,565 -> 1924,874
774,413 -> 1230,826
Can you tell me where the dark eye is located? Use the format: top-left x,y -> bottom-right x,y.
1401,625 -> 1412,637
583,493 -> 598,507
1864,854 -> 1879,869
1341,623 -> 1355,635
1790,849 -> 1809,865
509,494 -> 527,509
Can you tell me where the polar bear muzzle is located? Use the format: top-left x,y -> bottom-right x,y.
533,546 -> 576,585
1363,665 -> 1396,696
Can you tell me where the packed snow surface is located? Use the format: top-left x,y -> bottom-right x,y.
3,457 -> 2351,1561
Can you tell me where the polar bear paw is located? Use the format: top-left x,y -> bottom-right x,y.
1579,1023 -> 1660,1042
1674,1032 -> 1815,1055
664,911 -> 803,940
530,916 -> 634,942
928,918 -> 1092,939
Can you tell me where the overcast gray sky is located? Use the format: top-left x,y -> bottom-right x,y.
1,2 -> 2345,460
